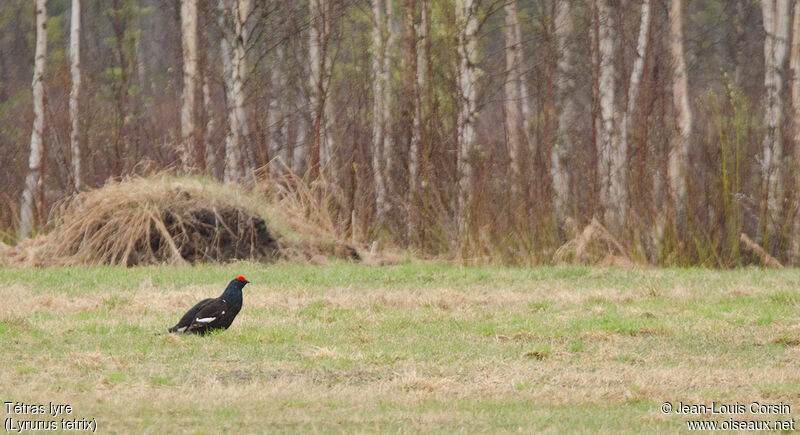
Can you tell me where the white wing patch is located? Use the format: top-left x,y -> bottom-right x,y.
195,317 -> 216,323
221,311 -> 225,315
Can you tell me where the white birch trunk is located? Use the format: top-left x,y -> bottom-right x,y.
504,0 -> 523,194
309,0 -> 333,172
668,0 -> 691,224
268,46 -> 287,170
293,105 -> 307,175
382,0 -> 394,195
69,0 -> 81,192
219,0 -> 251,182
234,0 -> 253,181
516,7 -> 531,143
219,0 -> 241,183
596,0 -> 624,228
620,0 -> 650,155
20,0 -> 47,240
180,0 -> 198,172
323,55 -> 335,170
202,75 -> 217,176
761,0 -> 790,222
408,0 -> 428,237
310,0 -> 320,170
322,0 -> 334,169
455,0 -> 479,233
552,0 -> 572,219
372,0 -> 388,219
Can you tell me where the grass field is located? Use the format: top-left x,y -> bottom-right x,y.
1,263 -> 799,432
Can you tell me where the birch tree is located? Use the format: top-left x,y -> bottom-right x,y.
408,0 -> 429,238
180,0 -> 198,172
20,0 -> 47,240
402,0 -> 417,239
219,0 -> 251,183
517,6 -> 531,143
234,0 -> 254,180
268,46 -> 288,171
309,0 -> 333,179
595,0 -> 624,228
552,0 -> 572,219
455,0 -> 479,233
202,75 -> 217,176
620,0 -> 651,160
372,0 -> 392,220
201,27 -> 217,178
220,1 -> 240,182
668,0 -> 691,224
504,0 -> 523,195
69,0 -> 81,191
761,0 -> 790,224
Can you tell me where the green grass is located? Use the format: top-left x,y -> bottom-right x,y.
0,263 -> 799,432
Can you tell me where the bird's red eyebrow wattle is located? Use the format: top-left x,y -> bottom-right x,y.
237,275 -> 246,281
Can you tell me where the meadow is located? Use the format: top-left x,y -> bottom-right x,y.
1,263 -> 799,432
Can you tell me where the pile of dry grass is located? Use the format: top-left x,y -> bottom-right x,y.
552,218 -> 634,267
9,176 -> 280,267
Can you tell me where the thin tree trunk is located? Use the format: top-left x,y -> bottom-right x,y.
180,0 -> 198,172
552,0 -> 572,219
372,0 -> 388,220
382,0 -> 394,203
504,0 -> 523,195
268,46 -> 286,170
309,0 -> 332,180
516,6 -> 531,145
761,0 -> 790,230
455,0 -> 479,235
310,0 -> 321,178
219,0 -> 251,183
403,0 -> 417,242
234,0 -> 253,181
202,73 -> 217,177
69,0 -> 81,192
620,0 -> 650,159
198,9 -> 216,177
790,1 -> 800,262
109,0 -> 133,175
408,0 -> 428,239
668,0 -> 691,228
293,97 -> 307,175
20,0 -> 47,240
220,0 -> 241,183
596,0 -> 623,228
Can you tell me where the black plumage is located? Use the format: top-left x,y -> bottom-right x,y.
168,276 -> 249,335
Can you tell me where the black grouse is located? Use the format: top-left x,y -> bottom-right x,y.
168,276 -> 249,335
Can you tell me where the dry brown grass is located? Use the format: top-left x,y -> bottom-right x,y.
553,218 -> 634,266
45,175 -> 278,266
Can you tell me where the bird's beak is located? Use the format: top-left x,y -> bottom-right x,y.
245,280 -> 250,284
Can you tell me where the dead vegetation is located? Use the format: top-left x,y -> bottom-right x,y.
739,233 -> 783,268
1,175 -> 359,267
553,218 -> 634,267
